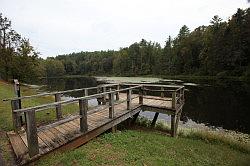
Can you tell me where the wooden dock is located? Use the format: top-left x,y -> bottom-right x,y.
5,83 -> 185,165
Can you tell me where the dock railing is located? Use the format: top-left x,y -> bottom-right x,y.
8,85 -> 142,157
5,83 -> 185,158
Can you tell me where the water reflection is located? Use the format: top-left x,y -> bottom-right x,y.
38,77 -> 250,134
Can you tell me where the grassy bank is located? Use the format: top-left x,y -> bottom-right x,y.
36,130 -> 250,166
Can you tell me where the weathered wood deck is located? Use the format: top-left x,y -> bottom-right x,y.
6,84 -> 184,165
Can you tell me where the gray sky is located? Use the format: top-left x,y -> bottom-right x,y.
1,0 -> 249,58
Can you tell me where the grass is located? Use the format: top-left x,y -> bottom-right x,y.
136,116 -> 250,153
35,130 -> 250,166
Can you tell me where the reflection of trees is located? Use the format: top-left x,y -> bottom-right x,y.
183,80 -> 250,133
43,77 -> 98,97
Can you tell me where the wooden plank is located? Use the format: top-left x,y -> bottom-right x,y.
45,129 -> 64,146
37,136 -> 52,153
38,131 -> 59,149
54,125 -> 73,140
19,131 -> 28,147
38,115 -> 81,132
142,105 -> 175,115
59,107 -> 141,151
7,131 -> 28,159
63,122 -> 77,133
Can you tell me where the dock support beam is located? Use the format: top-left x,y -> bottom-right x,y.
171,110 -> 182,138
131,111 -> 140,125
151,112 -> 159,127
171,114 -> 177,137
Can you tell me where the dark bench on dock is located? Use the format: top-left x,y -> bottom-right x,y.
4,83 -> 185,165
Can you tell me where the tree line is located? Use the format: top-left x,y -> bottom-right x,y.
1,8 -> 250,82
50,8 -> 250,78
0,13 -> 44,82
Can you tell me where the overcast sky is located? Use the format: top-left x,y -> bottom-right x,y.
0,0 -> 249,58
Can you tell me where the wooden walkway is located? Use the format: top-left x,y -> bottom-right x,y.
6,84 -> 185,165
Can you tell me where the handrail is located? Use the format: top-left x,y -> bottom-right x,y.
3,83 -> 119,101
13,85 -> 142,113
121,83 -> 184,89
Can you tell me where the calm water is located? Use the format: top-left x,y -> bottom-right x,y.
37,77 -> 250,134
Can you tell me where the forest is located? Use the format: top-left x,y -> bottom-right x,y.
0,8 -> 250,82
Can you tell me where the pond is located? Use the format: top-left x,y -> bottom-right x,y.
36,76 -> 250,134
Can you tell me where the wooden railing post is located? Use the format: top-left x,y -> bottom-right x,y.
26,109 -> 39,157
109,92 -> 114,118
84,89 -> 88,96
172,91 -> 176,109
139,87 -> 143,105
13,79 -> 25,125
84,89 -> 88,108
116,84 -> 120,101
11,100 -> 21,131
55,93 -> 62,119
127,89 -> 131,110
102,87 -> 106,105
181,88 -> 185,103
79,99 -> 88,133
161,87 -> 164,98
97,87 -> 101,105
